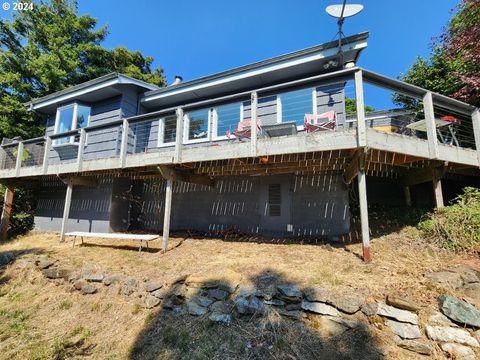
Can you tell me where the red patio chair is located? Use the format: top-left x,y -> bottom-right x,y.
304,110 -> 337,133
226,118 -> 262,141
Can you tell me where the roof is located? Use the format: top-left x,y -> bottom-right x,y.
27,73 -> 160,113
141,32 -> 369,109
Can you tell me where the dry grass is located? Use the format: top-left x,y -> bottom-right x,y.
0,228 -> 477,359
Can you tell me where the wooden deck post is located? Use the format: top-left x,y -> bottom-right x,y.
42,136 -> 52,174
162,179 -> 173,251
354,70 -> 367,147
357,164 -> 371,262
60,180 -> 73,242
119,118 -> 129,168
423,92 -> 439,159
251,91 -> 258,156
174,107 -> 184,163
403,186 -> 412,207
472,108 -> 480,166
432,173 -> 444,208
14,141 -> 24,177
0,184 -> 14,241
77,128 -> 86,172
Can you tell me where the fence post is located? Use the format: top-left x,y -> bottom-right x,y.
42,137 -> 52,175
119,119 -> 129,168
14,141 -> 24,177
423,92 -> 439,159
251,91 -> 258,156
354,70 -> 367,147
0,184 -> 14,241
77,129 -> 86,172
174,107 -> 184,163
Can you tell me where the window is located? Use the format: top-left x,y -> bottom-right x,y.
279,88 -> 314,126
54,103 -> 90,145
268,183 -> 281,216
184,108 -> 210,142
157,114 -> 177,146
215,102 -> 242,138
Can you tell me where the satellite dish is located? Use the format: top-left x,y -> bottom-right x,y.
325,1 -> 364,69
326,4 -> 363,19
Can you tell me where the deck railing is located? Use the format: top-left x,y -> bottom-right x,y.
0,68 -> 478,178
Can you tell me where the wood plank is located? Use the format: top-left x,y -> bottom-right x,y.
65,231 -> 158,241
158,165 -> 215,187
59,181 -> 73,242
423,92 -> 440,159
0,185 -> 14,241
162,178 -> 172,251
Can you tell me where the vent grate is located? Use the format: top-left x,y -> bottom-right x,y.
268,183 -> 281,217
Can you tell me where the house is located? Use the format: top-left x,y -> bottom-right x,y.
0,32 -> 479,261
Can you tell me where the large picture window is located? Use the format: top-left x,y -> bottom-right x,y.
54,103 -> 90,145
184,108 -> 210,142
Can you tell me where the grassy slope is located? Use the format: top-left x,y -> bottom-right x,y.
0,230 -> 478,359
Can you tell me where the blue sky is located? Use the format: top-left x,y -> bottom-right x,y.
1,1 -> 458,107
73,0 -> 458,84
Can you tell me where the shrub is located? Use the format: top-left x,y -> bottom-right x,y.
418,187 -> 480,251
0,185 -> 37,239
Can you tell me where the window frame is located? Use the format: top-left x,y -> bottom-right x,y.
157,115 -> 177,148
183,108 -> 212,144
53,102 -> 91,146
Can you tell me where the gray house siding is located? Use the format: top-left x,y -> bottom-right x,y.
133,174 -> 349,237
35,178 -> 114,233
316,83 -> 347,129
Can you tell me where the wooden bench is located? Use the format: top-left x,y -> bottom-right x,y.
65,231 -> 159,252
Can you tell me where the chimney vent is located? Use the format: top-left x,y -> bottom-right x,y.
171,75 -> 183,86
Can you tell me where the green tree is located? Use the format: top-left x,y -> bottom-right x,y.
0,0 -> 166,140
344,97 -> 375,116
0,0 -> 166,239
399,0 -> 479,106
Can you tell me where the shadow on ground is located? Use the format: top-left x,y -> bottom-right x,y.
128,270 -> 384,360
0,248 -> 43,286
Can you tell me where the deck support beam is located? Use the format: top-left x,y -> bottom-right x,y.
0,184 -> 14,241
357,156 -> 371,262
162,178 -> 173,251
250,91 -> 258,156
158,165 -> 214,187
432,174 -> 444,209
403,186 -> 412,207
60,180 -> 73,242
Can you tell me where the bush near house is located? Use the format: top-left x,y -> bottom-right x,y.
418,187 -> 480,252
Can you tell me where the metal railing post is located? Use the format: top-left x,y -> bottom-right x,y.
14,141 -> 24,177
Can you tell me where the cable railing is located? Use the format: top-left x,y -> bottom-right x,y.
0,68 -> 478,177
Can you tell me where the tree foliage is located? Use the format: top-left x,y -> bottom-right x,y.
0,0 -> 166,140
400,0 -> 480,106
0,0 -> 166,239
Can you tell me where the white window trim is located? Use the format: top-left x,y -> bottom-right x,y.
183,109 -> 212,144
276,96 -> 282,124
157,117 -> 176,148
53,102 -> 91,146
